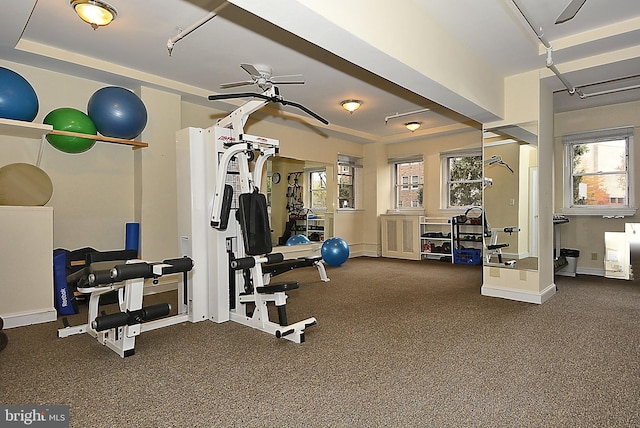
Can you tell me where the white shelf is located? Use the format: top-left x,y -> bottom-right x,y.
420,217 -> 454,262
0,118 -> 52,139
291,214 -> 325,240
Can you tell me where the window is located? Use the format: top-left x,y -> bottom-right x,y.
563,127 -> 635,215
441,150 -> 482,208
390,157 -> 423,210
309,169 -> 327,210
338,154 -> 362,209
401,176 -> 409,190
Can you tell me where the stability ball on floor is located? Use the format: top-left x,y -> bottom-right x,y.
286,234 -> 311,246
87,86 -> 147,139
0,67 -> 39,122
44,107 -> 97,154
321,237 -> 350,267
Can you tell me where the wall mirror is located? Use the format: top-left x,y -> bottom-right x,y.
267,157 -> 334,247
483,121 -> 538,271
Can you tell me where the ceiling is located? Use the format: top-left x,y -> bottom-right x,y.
1,0 -> 639,144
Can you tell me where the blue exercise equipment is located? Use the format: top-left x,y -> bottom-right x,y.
286,234 -> 311,246
321,237 -> 350,266
0,67 -> 39,122
87,86 -> 147,139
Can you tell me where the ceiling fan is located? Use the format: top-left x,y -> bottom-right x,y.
220,63 -> 305,90
555,0 -> 587,24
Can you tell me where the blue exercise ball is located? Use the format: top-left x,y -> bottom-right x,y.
0,67 -> 39,122
87,86 -> 147,139
286,234 -> 311,246
321,237 -> 350,267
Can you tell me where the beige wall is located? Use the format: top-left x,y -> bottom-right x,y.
386,130 -> 483,217
0,59 -> 519,268
554,100 -> 640,274
5,57 -> 637,281
0,206 -> 56,327
136,87 -> 181,261
0,59 -> 134,252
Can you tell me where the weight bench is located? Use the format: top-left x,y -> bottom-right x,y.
263,255 -> 329,284
228,189 -> 317,343
484,227 -> 519,267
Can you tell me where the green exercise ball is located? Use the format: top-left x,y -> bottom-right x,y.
44,107 -> 97,154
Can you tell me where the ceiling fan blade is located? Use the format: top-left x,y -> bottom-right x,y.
555,0 -> 587,24
271,74 -> 305,85
219,80 -> 255,89
271,81 -> 306,85
240,63 -> 261,77
271,74 -> 304,84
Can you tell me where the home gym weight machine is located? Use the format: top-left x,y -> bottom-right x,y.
58,257 -> 194,357
176,85 -> 328,343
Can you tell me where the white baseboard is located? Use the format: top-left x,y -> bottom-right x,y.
576,267 -> 605,276
481,283 -> 556,304
349,250 -> 378,258
3,308 -> 57,329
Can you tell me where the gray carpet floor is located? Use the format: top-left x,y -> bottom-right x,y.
1,257 -> 639,427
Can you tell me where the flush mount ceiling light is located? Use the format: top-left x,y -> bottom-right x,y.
405,121 -> 422,132
71,0 -> 117,30
341,100 -> 363,114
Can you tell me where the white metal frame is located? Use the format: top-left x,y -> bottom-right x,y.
176,87 -> 317,343
57,259 -> 191,358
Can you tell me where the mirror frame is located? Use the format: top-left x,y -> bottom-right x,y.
483,121 -> 538,271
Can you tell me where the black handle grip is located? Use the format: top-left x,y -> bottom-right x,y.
230,257 -> 255,270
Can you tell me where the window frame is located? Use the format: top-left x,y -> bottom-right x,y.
337,154 -> 362,210
440,149 -> 483,211
389,156 -> 424,211
562,127 -> 636,216
307,168 -> 327,212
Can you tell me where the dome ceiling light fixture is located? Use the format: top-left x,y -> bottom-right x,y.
405,121 -> 422,132
71,0 -> 118,30
340,99 -> 363,114
384,108 -> 430,132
